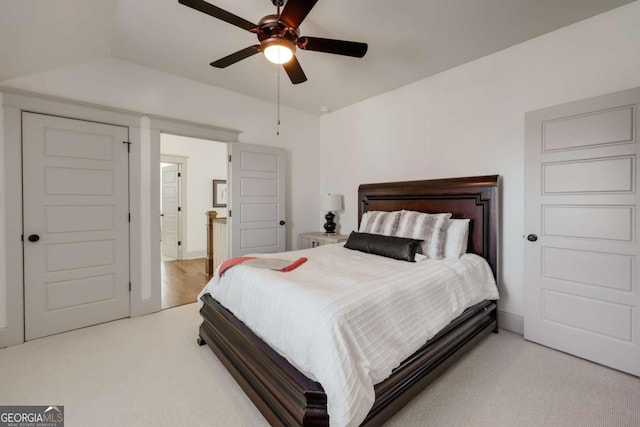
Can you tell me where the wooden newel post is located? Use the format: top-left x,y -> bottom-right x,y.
206,210 -> 217,275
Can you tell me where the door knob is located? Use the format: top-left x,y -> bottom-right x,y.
279,220 -> 286,226
28,234 -> 40,242
526,234 -> 538,242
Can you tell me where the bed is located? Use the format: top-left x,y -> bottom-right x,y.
197,175 -> 500,426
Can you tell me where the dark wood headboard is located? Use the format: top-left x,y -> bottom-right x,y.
358,175 -> 499,280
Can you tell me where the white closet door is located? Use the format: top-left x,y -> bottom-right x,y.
524,88 -> 640,376
23,112 -> 130,340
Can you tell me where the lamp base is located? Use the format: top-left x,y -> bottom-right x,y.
323,211 -> 336,235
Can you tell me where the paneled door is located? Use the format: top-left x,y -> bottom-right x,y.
228,142 -> 286,257
161,163 -> 180,259
23,112 -> 130,340
524,88 -> 640,376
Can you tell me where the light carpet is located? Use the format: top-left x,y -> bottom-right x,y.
0,303 -> 638,426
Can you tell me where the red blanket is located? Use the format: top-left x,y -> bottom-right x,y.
218,256 -> 308,276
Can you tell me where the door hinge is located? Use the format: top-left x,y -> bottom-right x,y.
21,234 -> 23,242
128,213 -> 131,222
129,282 -> 131,292
123,141 -> 131,152
178,172 -> 181,177
229,210 -> 232,217
178,241 -> 182,246
228,154 -> 232,162
177,206 -> 181,212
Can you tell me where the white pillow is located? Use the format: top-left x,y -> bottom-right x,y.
442,219 -> 470,259
358,211 -> 401,236
395,210 -> 452,258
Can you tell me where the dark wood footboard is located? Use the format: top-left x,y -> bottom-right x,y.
199,293 -> 329,426
199,293 -> 497,426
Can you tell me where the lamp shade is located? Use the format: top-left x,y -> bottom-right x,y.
262,38 -> 295,64
323,194 -> 343,212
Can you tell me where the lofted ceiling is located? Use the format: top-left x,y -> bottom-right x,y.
0,0 -> 634,114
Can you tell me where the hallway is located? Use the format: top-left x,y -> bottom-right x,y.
161,258 -> 211,309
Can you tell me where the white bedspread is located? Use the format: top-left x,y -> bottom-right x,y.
199,244 -> 499,427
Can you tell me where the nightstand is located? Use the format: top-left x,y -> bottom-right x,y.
299,232 -> 348,249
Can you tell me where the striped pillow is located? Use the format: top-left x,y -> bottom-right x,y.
358,211 -> 401,236
395,210 -> 452,258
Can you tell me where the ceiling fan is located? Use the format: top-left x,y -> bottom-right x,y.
178,0 -> 368,84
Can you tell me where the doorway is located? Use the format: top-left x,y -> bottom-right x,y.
160,134 -> 228,309
160,160 -> 183,261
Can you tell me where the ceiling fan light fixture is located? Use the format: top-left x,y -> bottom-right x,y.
262,38 -> 295,64
180,0 -> 367,84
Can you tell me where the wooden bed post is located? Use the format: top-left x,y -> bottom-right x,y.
206,210 -> 217,276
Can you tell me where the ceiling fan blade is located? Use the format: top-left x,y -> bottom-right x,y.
279,0 -> 318,29
283,56 -> 307,84
210,45 -> 261,68
300,36 -> 368,58
179,0 -> 257,32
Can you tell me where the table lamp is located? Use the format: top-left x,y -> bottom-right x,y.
322,194 -> 343,235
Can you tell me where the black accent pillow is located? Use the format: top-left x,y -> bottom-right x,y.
344,232 -> 423,262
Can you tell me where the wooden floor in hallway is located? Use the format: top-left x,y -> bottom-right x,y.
161,258 -> 211,309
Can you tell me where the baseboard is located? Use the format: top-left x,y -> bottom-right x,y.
185,250 -> 206,260
498,310 -> 524,335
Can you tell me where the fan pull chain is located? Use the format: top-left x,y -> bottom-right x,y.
275,0 -> 283,136
277,66 -> 281,136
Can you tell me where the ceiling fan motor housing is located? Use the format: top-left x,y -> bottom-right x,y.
257,15 -> 299,44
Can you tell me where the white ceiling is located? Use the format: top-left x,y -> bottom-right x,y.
0,0 -> 634,114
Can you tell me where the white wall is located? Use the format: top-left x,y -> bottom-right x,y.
319,2 -> 640,324
161,134 -> 228,259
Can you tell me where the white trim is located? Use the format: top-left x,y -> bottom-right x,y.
160,154 -> 189,162
186,250 -> 207,260
136,117 -> 154,304
0,101 -> 23,347
0,87 -> 242,141
0,87 -> 143,128
0,92 -> 5,332
498,310 -> 524,335
149,115 -> 239,143
2,105 -> 24,346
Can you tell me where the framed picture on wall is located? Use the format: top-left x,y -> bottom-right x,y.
213,180 -> 227,207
